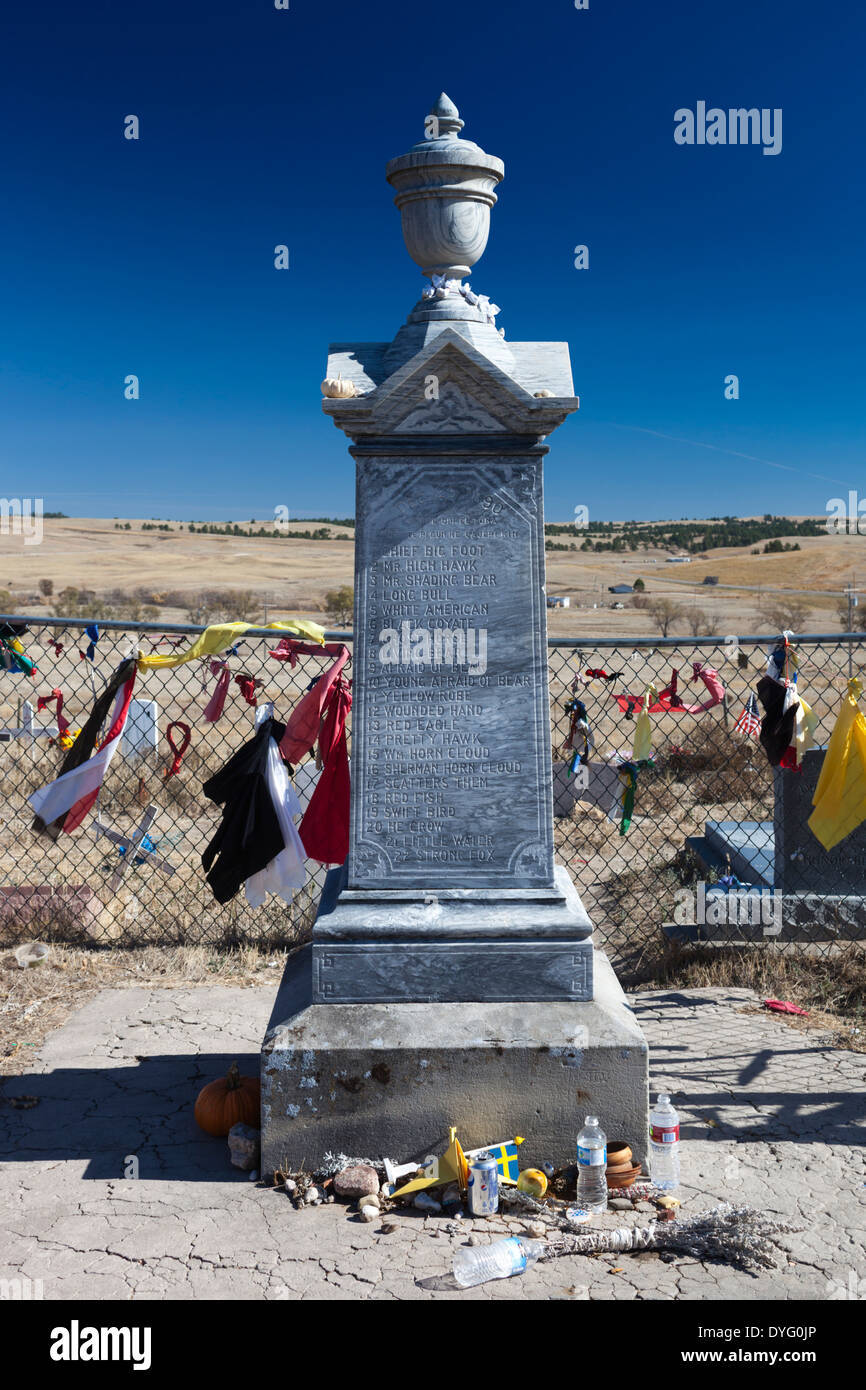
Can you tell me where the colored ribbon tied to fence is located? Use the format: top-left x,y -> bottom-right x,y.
164,721 -> 191,779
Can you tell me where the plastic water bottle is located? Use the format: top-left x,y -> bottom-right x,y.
452,1236 -> 546,1288
649,1092 -> 681,1190
576,1114 -> 608,1213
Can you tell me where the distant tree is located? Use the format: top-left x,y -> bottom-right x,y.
648,598 -> 685,637
186,588 -> 261,626
38,578 -> 54,597
755,597 -> 809,633
325,586 -> 354,626
837,599 -> 866,632
632,578 -> 645,592
684,607 -> 720,637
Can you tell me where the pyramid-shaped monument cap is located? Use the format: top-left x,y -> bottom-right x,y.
386,94 -> 504,280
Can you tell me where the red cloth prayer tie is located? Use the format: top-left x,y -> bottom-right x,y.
279,645 -> 351,764
269,637 -> 347,669
37,688 -> 70,739
234,674 -> 259,706
614,665 -> 724,715
299,676 -> 352,866
203,662 -> 231,721
164,721 -> 191,778
268,638 -> 298,667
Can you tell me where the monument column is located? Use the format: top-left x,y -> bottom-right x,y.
261,96 -> 648,1171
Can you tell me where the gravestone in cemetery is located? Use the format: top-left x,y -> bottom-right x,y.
121,699 -> 159,760
691,746 -> 866,939
261,96 -> 649,1172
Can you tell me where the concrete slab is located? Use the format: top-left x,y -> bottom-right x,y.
261,947 -> 648,1175
1,981 -> 864,1300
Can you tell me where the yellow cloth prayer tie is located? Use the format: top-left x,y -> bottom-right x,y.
808,678 -> 866,851
137,620 -> 325,671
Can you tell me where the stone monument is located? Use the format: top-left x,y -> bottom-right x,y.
690,746 -> 866,940
261,95 -> 649,1172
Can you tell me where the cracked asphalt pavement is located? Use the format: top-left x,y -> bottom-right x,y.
1,984 -> 863,1300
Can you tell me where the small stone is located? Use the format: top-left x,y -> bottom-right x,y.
468,1233 -> 482,1246
358,1191 -> 380,1211
326,1194 -> 335,1204
333,1164 -> 380,1200
304,1186 -> 322,1205
227,1123 -> 261,1171
284,1178 -> 298,1194
380,1182 -> 392,1196
359,1204 -> 378,1223
414,1192 -> 442,1214
541,1162 -> 556,1179
610,1198 -> 633,1212
247,1169 -> 259,1182
524,1220 -> 546,1238
380,1222 -> 397,1234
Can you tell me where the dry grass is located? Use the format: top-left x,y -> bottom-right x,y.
635,937 -> 866,1052
0,943 -> 293,1077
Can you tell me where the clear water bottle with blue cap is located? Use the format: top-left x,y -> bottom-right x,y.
452,1236 -> 546,1287
576,1114 -> 608,1213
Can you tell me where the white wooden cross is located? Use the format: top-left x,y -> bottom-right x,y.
93,807 -> 176,891
0,701 -> 58,743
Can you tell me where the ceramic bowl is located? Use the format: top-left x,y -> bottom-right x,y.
606,1162 -> 642,1189
606,1143 -> 633,1169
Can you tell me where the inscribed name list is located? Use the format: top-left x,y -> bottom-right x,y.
350,459 -> 554,890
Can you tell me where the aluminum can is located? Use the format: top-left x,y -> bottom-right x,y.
467,1152 -> 499,1216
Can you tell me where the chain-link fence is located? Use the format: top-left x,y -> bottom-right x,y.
1,616 -> 864,980
549,635 -> 866,979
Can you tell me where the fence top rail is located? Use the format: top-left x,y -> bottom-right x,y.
0,614 -> 354,643
1,613 -> 865,648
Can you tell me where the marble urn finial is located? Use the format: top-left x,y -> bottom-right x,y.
386,94 -> 504,284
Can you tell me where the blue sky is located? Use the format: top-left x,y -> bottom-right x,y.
1,0 -> 863,523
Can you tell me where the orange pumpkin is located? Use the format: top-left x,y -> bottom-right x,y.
194,1062 -> 260,1136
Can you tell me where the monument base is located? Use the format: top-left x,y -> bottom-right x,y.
312,865 -> 594,1003
260,947 -> 649,1176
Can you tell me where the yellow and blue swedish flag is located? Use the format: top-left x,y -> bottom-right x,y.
486,1141 -> 521,1183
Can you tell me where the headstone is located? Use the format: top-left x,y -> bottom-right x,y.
121,700 -> 159,759
689,746 -> 866,940
261,94 -> 649,1174
774,748 -> 866,893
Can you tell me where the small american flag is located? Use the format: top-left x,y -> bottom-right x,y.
735,693 -> 761,740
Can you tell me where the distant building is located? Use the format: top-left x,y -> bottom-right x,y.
611,601 -> 625,609
666,555 -> 691,563
546,595 -> 571,608
702,575 -> 719,585
608,584 -> 633,594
